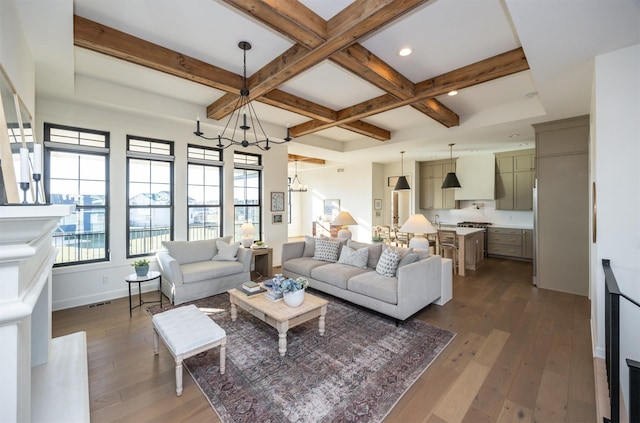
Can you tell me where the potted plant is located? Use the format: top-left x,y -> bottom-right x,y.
132,258 -> 150,276
278,277 -> 308,307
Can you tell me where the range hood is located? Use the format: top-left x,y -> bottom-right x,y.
454,154 -> 495,200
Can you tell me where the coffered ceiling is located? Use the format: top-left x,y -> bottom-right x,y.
15,0 -> 640,166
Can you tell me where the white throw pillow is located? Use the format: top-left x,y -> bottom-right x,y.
338,245 -> 369,269
312,238 -> 341,262
212,240 -> 240,261
376,247 -> 401,277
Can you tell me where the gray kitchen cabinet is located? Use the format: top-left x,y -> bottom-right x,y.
419,160 -> 457,210
522,229 -> 534,259
487,227 -> 532,261
495,149 -> 535,211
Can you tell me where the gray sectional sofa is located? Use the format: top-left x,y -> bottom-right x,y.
281,237 -> 452,321
156,237 -> 252,305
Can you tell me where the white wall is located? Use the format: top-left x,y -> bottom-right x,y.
592,43 -> 640,418
36,94 -> 289,310
0,0 -> 35,114
297,162 -> 375,242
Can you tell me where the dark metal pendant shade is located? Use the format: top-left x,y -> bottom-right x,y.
442,172 -> 462,188
394,176 -> 411,191
442,143 -> 461,189
394,150 -> 411,190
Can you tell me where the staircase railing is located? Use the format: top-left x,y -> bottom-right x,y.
602,259 -> 640,423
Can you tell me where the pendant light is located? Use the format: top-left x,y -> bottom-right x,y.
288,160 -> 308,192
394,151 -> 411,191
442,143 -> 462,189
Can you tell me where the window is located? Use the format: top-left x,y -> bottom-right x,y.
44,123 -> 109,266
187,145 -> 223,240
127,136 -> 173,258
233,152 -> 262,242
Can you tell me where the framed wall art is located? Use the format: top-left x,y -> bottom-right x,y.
271,191 -> 285,212
272,213 -> 283,224
323,199 -> 340,219
374,198 -> 382,210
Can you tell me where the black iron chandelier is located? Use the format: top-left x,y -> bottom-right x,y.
289,161 -> 308,192
193,41 -> 292,151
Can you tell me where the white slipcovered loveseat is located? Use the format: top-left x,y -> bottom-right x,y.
281,237 -> 452,321
156,237 -> 252,305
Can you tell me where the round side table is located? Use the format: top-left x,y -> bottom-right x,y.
125,270 -> 162,317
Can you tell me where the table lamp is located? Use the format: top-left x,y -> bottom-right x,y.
240,222 -> 257,248
399,214 -> 437,249
332,211 -> 358,239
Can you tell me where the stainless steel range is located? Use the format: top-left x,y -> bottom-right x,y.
457,221 -> 492,255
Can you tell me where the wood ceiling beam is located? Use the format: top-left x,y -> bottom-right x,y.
258,90 -> 390,141
74,15 -> 390,141
220,0 -> 456,132
290,48 -> 529,137
288,154 -> 326,165
73,15 -> 242,93
207,0 -> 429,120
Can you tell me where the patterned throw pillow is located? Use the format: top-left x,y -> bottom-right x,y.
312,238 -> 341,262
338,245 -> 369,269
376,247 -> 401,277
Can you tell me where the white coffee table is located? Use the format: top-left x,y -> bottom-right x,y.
228,288 -> 328,357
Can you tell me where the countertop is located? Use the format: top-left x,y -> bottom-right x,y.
447,227 -> 487,236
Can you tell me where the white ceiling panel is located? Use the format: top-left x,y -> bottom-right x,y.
361,0 -> 520,82
74,0 -> 294,74
280,61 -> 386,110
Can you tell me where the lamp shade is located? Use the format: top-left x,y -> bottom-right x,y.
442,172 -> 461,189
394,176 -> 411,191
332,211 -> 357,226
399,214 -> 437,234
240,222 -> 257,236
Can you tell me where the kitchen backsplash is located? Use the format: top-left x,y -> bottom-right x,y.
423,200 -> 533,228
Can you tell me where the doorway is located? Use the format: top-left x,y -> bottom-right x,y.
391,190 -> 410,227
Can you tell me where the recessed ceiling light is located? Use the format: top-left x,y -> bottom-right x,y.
508,133 -> 520,138
398,47 -> 412,57
448,90 -> 458,96
519,143 -> 528,146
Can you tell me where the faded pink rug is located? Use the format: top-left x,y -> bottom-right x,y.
148,291 -> 454,422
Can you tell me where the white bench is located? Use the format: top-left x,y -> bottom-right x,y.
152,304 -> 226,396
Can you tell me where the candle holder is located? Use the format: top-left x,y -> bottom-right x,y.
32,173 -> 41,204
20,182 -> 30,204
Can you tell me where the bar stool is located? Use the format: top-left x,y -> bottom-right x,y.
437,229 -> 459,274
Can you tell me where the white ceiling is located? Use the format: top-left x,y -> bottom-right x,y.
16,0 -> 640,168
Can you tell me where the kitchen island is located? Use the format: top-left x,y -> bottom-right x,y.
437,227 -> 486,276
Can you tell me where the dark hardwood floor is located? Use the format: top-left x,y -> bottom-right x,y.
52,257 -> 596,422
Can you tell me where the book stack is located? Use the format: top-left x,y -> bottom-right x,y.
241,281 -> 266,297
264,289 -> 283,302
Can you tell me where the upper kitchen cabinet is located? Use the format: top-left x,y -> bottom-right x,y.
419,159 -> 457,210
495,149 -> 535,210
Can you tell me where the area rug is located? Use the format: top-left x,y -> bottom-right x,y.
148,291 -> 455,422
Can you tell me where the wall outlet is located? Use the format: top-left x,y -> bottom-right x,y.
102,275 -> 109,284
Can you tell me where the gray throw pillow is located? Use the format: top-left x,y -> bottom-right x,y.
397,253 -> 419,269
347,239 -> 382,269
337,245 -> 369,269
303,235 -> 316,257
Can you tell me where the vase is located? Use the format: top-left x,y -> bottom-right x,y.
283,289 -> 305,307
135,265 -> 149,277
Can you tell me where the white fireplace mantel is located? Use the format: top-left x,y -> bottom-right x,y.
0,204 -> 89,423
